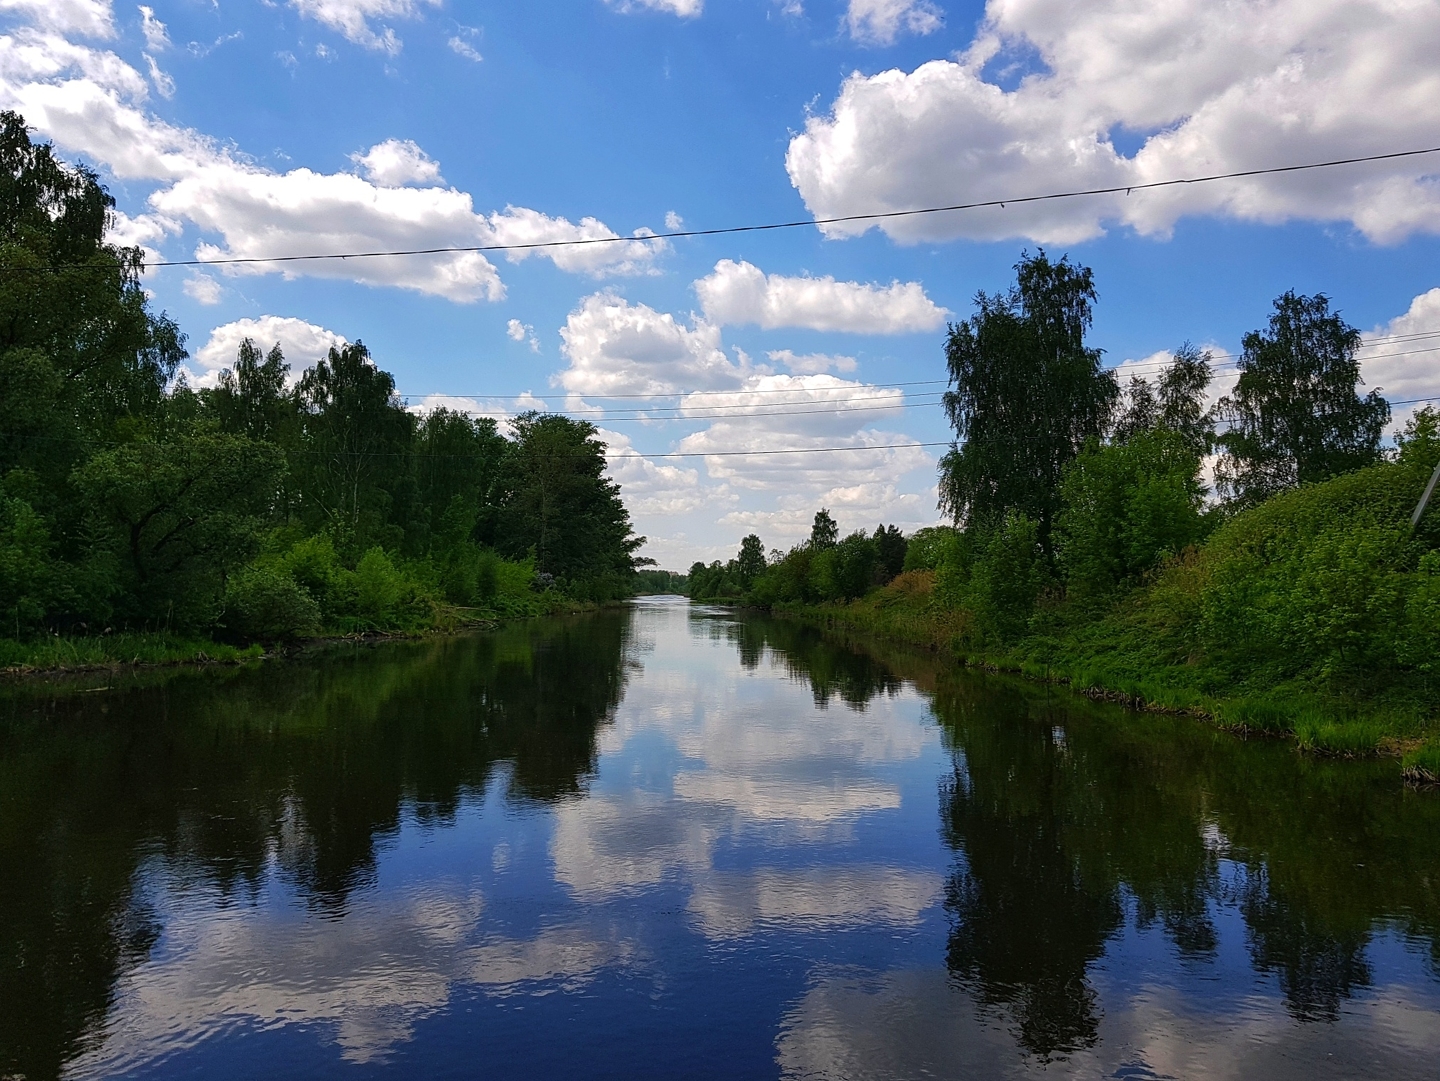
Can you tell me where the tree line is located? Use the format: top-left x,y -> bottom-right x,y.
690,250 -> 1440,729
0,113 -> 647,646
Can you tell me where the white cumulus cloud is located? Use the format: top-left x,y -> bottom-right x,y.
192,316 -> 348,384
845,0 -> 942,46
1362,288 -> 1440,434
558,293 -> 744,396
288,0 -> 440,53
0,19 -> 659,300
787,0 -> 1440,246
695,259 -> 948,334
350,138 -> 443,186
0,0 -> 114,38
447,35 -> 481,62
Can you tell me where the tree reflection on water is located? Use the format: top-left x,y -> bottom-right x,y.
0,611 -> 631,1081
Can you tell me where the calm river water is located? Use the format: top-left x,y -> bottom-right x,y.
2,596 -> 1439,1079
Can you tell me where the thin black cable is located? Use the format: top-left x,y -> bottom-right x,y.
6,145 -> 1440,272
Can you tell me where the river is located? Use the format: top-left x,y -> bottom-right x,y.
2,596 -> 1437,1079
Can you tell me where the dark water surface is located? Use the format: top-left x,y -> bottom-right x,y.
3,597 -> 1439,1080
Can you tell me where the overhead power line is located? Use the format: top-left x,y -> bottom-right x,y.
5,145 -> 1440,272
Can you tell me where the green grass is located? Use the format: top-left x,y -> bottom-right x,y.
0,633 -> 264,672
1402,739 -> 1440,784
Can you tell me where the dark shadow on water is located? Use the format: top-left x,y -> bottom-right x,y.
0,609 -> 632,1081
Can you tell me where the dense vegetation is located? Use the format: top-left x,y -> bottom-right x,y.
697,252 -> 1440,773
0,114 -> 647,665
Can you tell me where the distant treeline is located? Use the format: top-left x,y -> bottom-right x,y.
0,113 -> 647,648
696,251 -> 1440,768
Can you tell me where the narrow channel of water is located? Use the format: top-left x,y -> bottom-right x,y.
2,596 -> 1437,1079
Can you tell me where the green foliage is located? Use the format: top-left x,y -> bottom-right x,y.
810,508 -> 838,550
490,412 -> 646,601
1215,291 -> 1389,507
809,530 -> 876,602
737,534 -> 766,588
634,569 -> 688,595
939,251 -> 1118,551
223,563 -> 320,641
72,426 -> 285,629
0,115 -> 648,651
903,526 -> 960,572
1057,428 -> 1210,602
872,523 -> 907,582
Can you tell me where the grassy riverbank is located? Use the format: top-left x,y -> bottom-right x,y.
776,570 -> 1440,782
0,589 -> 588,676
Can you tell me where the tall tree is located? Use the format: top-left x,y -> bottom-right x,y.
206,338 -> 292,445
490,412 -> 645,598
293,342 -> 414,547
1215,292 -> 1389,505
810,508 -> 838,550
737,533 -> 766,588
1157,343 -> 1214,455
940,251 -> 1118,553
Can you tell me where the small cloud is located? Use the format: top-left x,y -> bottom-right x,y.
448,36 -> 482,61
350,138 -> 443,186
277,50 -> 298,69
138,5 -> 170,51
664,210 -> 684,230
844,0 -> 942,46
315,42 -> 334,59
183,274 -> 223,305
768,349 -> 858,375
143,53 -> 175,98
507,318 -> 540,352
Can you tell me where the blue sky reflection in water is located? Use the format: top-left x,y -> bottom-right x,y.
4,597 -> 1439,1079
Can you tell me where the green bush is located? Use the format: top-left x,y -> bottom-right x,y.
903,526 -> 960,572
224,564 -> 320,640
354,547 -> 406,624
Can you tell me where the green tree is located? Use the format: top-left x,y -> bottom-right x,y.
940,251 -> 1118,555
1057,429 -> 1209,602
491,412 -> 645,598
1215,292 -> 1389,506
293,342 -> 414,548
205,339 -> 292,444
737,533 -> 766,588
0,111 -> 185,524
1157,343 -> 1215,455
810,508 -> 838,550
72,425 -> 285,627
872,523 -> 908,582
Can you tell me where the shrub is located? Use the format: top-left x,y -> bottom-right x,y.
354,547 -> 406,624
224,564 -> 320,640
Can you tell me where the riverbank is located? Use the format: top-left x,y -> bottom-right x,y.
771,572 -> 1440,784
0,596 -> 594,679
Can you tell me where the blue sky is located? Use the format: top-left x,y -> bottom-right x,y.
5,0 -> 1440,566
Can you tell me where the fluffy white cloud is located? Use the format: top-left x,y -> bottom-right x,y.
553,296 -> 939,560
1362,288 -> 1440,433
558,294 -> 743,396
485,207 -> 665,277
350,138 -> 442,186
288,0 -> 440,53
0,21 -> 658,300
192,316 -> 348,383
598,428 -> 707,517
787,0 -> 1440,246
695,259 -> 948,334
137,5 -> 167,51
845,0 -> 942,46
181,273 -> 221,305
605,0 -> 703,17
0,0 -> 113,38
768,349 -> 858,375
